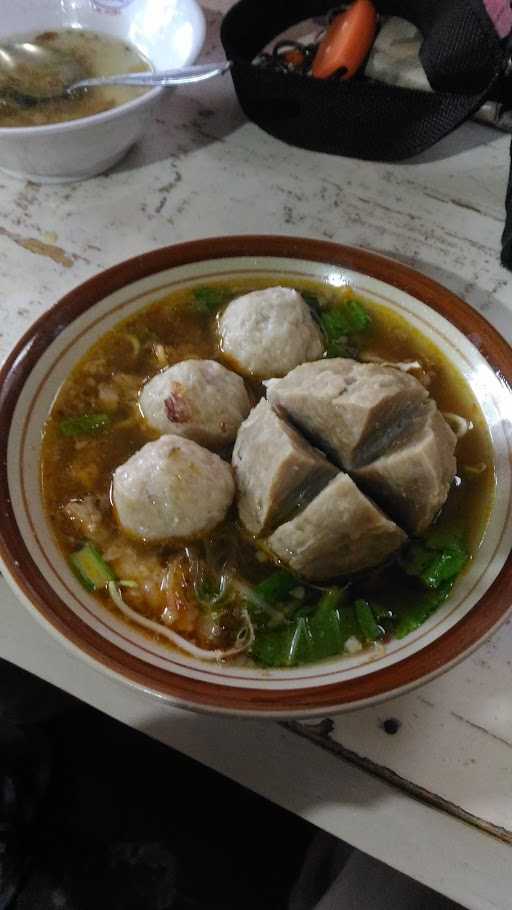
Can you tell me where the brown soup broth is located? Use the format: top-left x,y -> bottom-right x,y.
41,278 -> 495,659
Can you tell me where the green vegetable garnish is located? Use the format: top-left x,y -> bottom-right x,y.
59,413 -> 111,437
354,599 -> 382,642
421,550 -> 467,589
251,587 -> 360,667
253,570 -> 298,605
394,581 -> 454,639
70,543 -> 116,592
251,616 -> 310,667
306,588 -> 347,661
337,604 -> 360,643
402,532 -> 468,590
193,287 -> 227,314
320,299 -> 371,357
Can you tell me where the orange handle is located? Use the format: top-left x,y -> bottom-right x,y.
312,0 -> 377,80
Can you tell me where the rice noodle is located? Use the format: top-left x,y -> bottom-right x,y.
442,412 -> 473,438
108,582 -> 254,661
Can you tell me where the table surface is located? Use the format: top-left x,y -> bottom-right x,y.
1,4 -> 512,908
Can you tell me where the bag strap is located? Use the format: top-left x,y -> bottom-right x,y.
502,140 -> 512,268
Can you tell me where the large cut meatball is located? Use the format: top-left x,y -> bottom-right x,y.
112,436 -> 235,543
218,286 -> 324,378
139,359 -> 250,448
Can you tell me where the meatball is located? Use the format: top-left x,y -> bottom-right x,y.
267,473 -> 407,581
112,436 -> 235,543
353,401 -> 456,534
233,400 -> 336,535
267,358 -> 428,469
218,286 -> 324,379
139,359 -> 251,449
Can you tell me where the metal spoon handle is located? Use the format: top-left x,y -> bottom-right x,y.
72,62 -> 232,90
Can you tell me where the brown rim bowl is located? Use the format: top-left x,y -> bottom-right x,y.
1,236 -> 511,717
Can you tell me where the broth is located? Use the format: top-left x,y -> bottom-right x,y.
0,29 -> 151,128
41,277 -> 495,667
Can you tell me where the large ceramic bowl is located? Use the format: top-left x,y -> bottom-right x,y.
0,0 -> 205,182
1,236 -> 511,717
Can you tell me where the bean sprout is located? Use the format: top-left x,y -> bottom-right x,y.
108,582 -> 254,661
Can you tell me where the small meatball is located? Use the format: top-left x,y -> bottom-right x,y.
353,402 -> 457,534
139,359 -> 251,448
218,286 -> 324,379
112,436 -> 235,543
233,400 -> 336,535
267,358 -> 428,469
267,473 -> 407,581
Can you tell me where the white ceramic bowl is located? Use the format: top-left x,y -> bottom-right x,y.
0,0 -> 205,183
1,237 -> 511,717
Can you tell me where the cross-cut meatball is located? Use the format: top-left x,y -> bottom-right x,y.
218,286 -> 324,379
112,436 -> 235,543
139,359 -> 250,449
353,401 -> 457,533
232,399 -> 337,535
267,473 -> 407,580
267,358 -> 428,469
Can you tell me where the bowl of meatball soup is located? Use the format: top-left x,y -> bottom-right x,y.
1,236 -> 511,717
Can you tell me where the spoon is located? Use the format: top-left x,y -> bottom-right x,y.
69,62 -> 232,93
0,41 -> 231,106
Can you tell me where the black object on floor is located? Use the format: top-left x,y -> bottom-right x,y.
0,661 -> 314,910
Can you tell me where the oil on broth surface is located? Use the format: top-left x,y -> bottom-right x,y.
41,277 -> 495,665
0,29 -> 151,127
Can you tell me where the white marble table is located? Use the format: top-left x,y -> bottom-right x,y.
1,4 -> 512,908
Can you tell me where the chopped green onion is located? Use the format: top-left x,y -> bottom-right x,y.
253,571 -> 298,605
59,413 -> 111,437
251,617 -> 309,667
306,588 -> 347,661
421,550 -> 467,589
193,287 -> 227,314
402,532 -> 468,590
320,299 -> 371,357
251,586 -> 354,667
70,543 -> 116,591
342,299 -> 372,332
394,581 -> 454,639
337,605 -> 360,648
321,300 -> 370,336
354,599 -> 382,642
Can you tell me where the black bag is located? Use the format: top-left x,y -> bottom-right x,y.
221,0 -> 512,270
